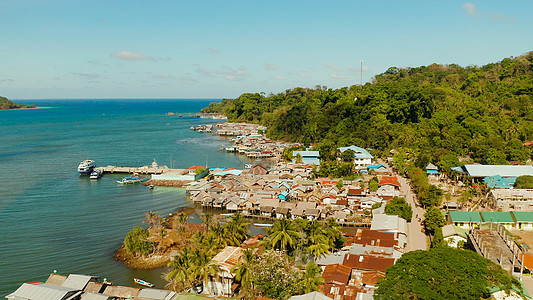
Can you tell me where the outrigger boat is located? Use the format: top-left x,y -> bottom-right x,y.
134,278 -> 154,288
117,174 -> 142,184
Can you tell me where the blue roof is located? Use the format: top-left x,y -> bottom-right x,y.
463,164 -> 533,178
483,175 -> 516,188
337,145 -> 373,159
368,164 -> 385,169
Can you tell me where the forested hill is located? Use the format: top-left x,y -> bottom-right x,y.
203,52 -> 533,165
0,96 -> 36,110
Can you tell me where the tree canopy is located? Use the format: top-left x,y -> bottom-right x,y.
203,53 -> 533,165
0,96 -> 36,110
384,196 -> 413,222
375,247 -> 523,300
515,175 -> 533,189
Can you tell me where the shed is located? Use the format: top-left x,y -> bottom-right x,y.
62,274 -> 98,290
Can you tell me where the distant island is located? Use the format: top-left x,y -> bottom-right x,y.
0,96 -> 36,110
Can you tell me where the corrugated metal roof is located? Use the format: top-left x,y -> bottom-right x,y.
6,283 -> 78,300
137,288 -> 177,300
81,292 -> 114,300
481,212 -> 514,223
512,212 -> 533,222
337,145 -> 373,159
463,164 -> 533,178
448,211 -> 482,223
289,291 -> 333,300
62,274 -> 96,290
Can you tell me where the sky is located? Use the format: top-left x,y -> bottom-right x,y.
0,0 -> 532,99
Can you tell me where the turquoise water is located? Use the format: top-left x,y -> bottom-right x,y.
0,99 -> 251,296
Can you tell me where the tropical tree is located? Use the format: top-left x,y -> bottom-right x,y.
143,211 -> 161,229
190,249 -> 220,294
423,206 -> 446,235
226,212 -> 249,245
268,218 -> 299,252
298,262 -> 324,294
232,248 -> 258,299
166,247 -> 194,292
124,226 -> 153,256
375,247 -> 523,300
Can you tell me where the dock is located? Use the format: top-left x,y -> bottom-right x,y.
96,165 -> 169,175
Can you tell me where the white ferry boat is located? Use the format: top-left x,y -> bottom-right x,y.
78,160 -> 96,175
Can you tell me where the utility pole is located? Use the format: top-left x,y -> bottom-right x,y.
360,59 -> 364,88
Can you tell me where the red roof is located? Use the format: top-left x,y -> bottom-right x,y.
343,229 -> 398,248
343,253 -> 395,272
320,284 -> 365,300
347,188 -> 364,196
378,176 -> 400,187
188,165 -> 204,169
523,142 -> 533,147
322,264 -> 351,285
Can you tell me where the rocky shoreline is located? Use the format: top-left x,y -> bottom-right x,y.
113,245 -> 171,269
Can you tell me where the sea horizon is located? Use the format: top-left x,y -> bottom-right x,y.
0,98 -> 246,296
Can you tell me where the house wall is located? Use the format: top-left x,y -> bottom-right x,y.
444,236 -> 467,248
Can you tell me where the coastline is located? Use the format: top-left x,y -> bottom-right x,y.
0,106 -> 52,111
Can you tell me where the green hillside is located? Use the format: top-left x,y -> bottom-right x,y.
0,96 -> 36,110
202,52 -> 533,166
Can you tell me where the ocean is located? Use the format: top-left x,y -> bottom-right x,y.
0,99 -> 252,296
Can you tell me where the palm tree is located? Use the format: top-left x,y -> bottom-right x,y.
177,213 -> 188,231
231,248 -> 257,299
298,262 -> 324,293
201,212 -> 213,231
268,218 -> 299,252
225,212 -> 249,245
143,211 -> 161,229
190,249 -> 220,294
166,247 -> 194,292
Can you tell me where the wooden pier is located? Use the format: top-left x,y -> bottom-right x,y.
96,165 -> 169,175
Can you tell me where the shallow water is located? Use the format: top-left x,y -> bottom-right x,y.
0,99 -> 251,296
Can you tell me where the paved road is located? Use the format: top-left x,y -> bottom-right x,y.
398,176 -> 428,252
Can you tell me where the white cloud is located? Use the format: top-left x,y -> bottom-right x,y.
194,64 -> 212,77
462,3 -> 515,22
152,74 -> 176,79
110,51 -> 156,61
297,73 -> 310,78
72,72 -> 100,79
180,75 -> 198,83
462,3 -> 478,17
331,73 -> 352,81
265,63 -> 277,70
215,66 -> 249,81
325,63 -> 342,71
273,75 -> 286,81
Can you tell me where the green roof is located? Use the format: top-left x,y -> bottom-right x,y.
480,212 -> 514,223
448,211 -> 482,223
512,211 -> 533,222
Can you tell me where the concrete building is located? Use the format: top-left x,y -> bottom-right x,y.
489,189 -> 533,211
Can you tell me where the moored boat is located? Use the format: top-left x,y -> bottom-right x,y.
134,278 -> 154,288
90,169 -> 103,179
78,160 -> 96,175
117,175 -> 142,184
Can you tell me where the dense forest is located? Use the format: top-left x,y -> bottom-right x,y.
0,96 -> 36,110
203,52 -> 533,167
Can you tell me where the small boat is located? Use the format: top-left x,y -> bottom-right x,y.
117,176 -> 142,184
78,160 -> 96,175
134,278 -> 154,288
254,223 -> 273,227
90,169 -> 103,179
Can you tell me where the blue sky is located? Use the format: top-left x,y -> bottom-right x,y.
1,0 -> 531,99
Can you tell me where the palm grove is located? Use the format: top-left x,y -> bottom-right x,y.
124,211 -> 344,299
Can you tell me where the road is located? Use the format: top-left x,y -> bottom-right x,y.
398,176 -> 428,251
